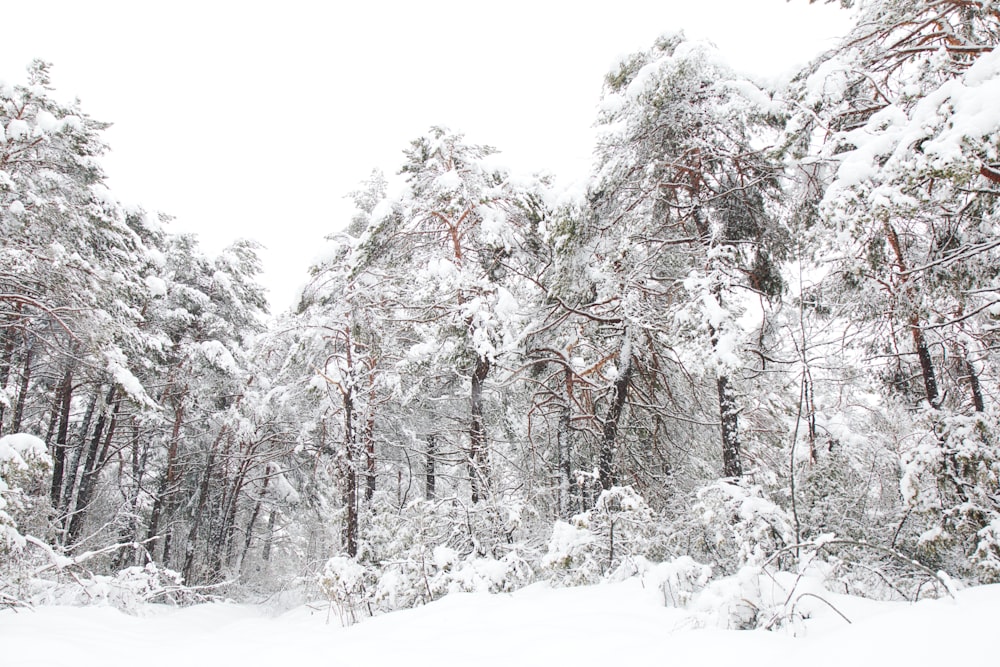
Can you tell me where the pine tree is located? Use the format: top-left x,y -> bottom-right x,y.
589,34 -> 789,482
793,0 -> 1000,580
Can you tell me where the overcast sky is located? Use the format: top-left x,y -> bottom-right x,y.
2,1 -> 851,313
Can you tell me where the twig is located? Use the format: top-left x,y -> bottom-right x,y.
26,536 -> 159,576
792,592 -> 852,625
762,538 -> 954,599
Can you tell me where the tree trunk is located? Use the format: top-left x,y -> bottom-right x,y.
966,356 -> 985,413
709,314 -> 742,479
557,406 -> 574,516
911,316 -> 939,407
111,423 -> 144,571
240,472 -> 271,572
364,367 -> 377,502
10,341 -> 33,433
182,427 -> 225,584
262,509 -> 277,563
718,373 -> 743,478
425,434 -> 436,500
49,366 -> 74,508
211,459 -> 248,579
599,350 -> 632,492
558,366 -> 577,516
146,399 -> 185,562
342,387 -> 358,557
364,411 -> 376,503
66,385 -> 118,547
61,390 -> 98,521
885,223 -> 939,408
469,355 -> 490,503
43,384 -> 61,452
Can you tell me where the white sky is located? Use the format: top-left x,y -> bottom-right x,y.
1,0 -> 851,313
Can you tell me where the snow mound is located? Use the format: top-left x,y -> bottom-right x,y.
3,577 -> 997,666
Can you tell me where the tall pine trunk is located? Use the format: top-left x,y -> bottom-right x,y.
469,355 -> 490,503
10,341 -> 33,433
146,399 -> 185,562
342,386 -> 358,557
557,365 -> 577,516
425,434 -> 436,500
886,223 -> 940,408
111,423 -> 145,570
66,386 -> 118,547
364,364 -> 377,502
965,356 -> 985,413
49,365 -> 74,508
911,316 -> 939,407
599,341 -> 632,491
181,426 -> 226,584
240,473 -> 271,572
211,457 -> 249,580
61,390 -> 98,523
717,374 -> 742,478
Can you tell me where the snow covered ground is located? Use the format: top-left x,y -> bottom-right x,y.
2,576 -> 996,667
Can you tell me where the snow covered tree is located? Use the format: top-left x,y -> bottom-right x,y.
790,0 -> 1000,581
0,62 -> 168,554
356,127 -> 542,506
588,34 -> 789,484
133,236 -> 268,576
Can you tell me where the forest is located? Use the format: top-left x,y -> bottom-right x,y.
2,0 -> 999,625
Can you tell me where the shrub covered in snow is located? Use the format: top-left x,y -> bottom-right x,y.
542,486 -> 668,585
691,480 -> 795,573
653,556 -> 714,608
900,410 -> 1000,583
541,520 -> 600,585
0,433 -> 52,606
319,555 -> 376,625
0,433 -> 51,545
318,498 -> 534,619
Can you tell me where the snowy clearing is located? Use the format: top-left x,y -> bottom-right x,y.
3,578 -> 996,667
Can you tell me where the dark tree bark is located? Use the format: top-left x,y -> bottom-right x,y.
911,318 -> 939,407
111,423 -> 145,571
10,341 -> 33,433
557,409 -> 576,516
364,366 -> 377,502
182,427 -> 226,583
425,434 -> 436,500
146,398 -> 186,562
599,344 -> 632,491
966,356 -> 985,413
342,385 -> 358,557
49,366 -> 74,508
61,390 -> 98,521
240,472 -> 271,571
885,223 -> 940,408
469,355 -> 490,503
717,374 -> 743,478
66,385 -> 118,547
364,413 -> 376,503
558,367 -> 578,516
211,455 -> 249,579
709,317 -> 743,479
262,509 -> 277,563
